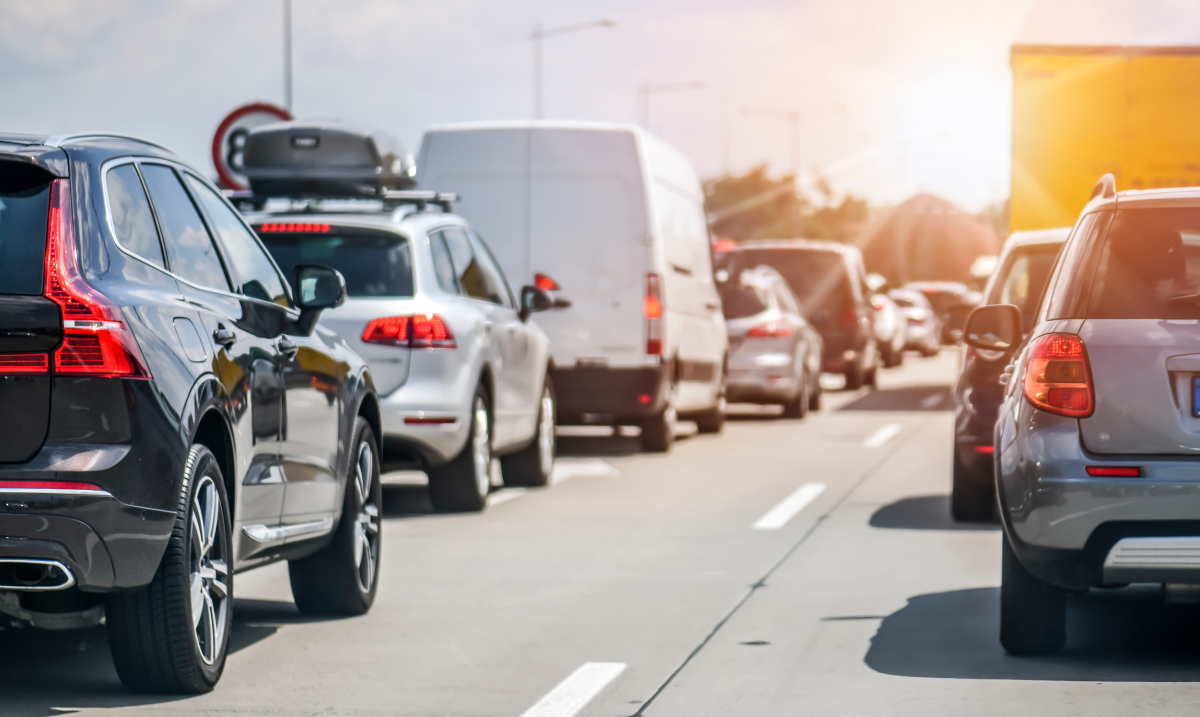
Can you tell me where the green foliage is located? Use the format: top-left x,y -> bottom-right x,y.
703,165 -> 869,242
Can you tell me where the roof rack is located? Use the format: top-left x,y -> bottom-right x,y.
223,190 -> 459,214
41,133 -> 174,152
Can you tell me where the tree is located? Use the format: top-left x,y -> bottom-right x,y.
704,166 -> 870,242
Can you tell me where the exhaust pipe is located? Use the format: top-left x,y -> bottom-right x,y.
0,559 -> 76,591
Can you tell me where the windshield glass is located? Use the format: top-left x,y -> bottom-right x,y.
986,244 -> 1061,326
258,225 -> 414,298
1088,208 -> 1200,319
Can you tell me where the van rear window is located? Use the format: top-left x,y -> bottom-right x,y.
1087,208 -> 1200,319
258,226 -> 414,298
0,169 -> 50,296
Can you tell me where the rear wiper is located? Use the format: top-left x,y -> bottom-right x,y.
1167,293 -> 1200,306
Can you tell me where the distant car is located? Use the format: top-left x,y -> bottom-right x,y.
950,227 -> 1067,520
975,176 -> 1200,655
870,292 -> 907,368
416,122 -> 728,452
0,133 -> 378,693
242,122 -> 566,513
887,289 -> 940,356
719,265 -> 823,417
902,281 -> 975,343
718,240 -> 880,389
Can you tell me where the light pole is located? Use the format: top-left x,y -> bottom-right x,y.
283,0 -> 293,113
740,103 -> 845,179
532,19 -> 616,120
639,81 -> 706,130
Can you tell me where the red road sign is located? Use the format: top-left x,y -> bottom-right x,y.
211,103 -> 292,190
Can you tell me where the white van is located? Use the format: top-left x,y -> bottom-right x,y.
416,121 -> 727,451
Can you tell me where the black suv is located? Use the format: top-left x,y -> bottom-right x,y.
718,240 -> 880,388
0,134 -> 381,693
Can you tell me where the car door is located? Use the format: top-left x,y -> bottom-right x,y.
439,226 -> 523,448
182,174 -> 342,528
138,163 -> 288,560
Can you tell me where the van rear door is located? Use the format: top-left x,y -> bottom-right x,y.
0,163 -> 60,462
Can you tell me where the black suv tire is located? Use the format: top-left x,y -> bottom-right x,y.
106,445 -> 232,693
428,385 -> 492,511
951,449 -> 995,522
1000,537 -> 1066,655
502,379 -> 556,487
289,418 -> 382,616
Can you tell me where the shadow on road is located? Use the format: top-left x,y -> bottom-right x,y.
0,597 -> 307,715
867,586 -> 1200,681
382,483 -> 436,516
870,495 -> 998,531
838,385 -> 952,412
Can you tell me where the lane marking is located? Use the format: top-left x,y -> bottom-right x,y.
551,458 -> 619,485
752,483 -> 826,530
486,489 -> 527,507
920,393 -> 944,409
520,662 -> 626,717
863,423 -> 902,448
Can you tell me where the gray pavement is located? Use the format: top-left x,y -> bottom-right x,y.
5,350 -> 1199,716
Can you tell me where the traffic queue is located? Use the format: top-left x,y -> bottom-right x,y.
0,122 -> 933,693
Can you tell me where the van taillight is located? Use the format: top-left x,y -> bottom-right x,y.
535,273 -> 560,291
44,180 -> 150,379
645,273 -> 663,355
1022,333 -> 1093,417
362,314 -> 456,349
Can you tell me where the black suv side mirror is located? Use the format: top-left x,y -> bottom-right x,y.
519,285 -> 570,322
964,304 -> 1021,352
293,264 -> 347,334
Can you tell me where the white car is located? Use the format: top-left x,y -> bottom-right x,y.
416,121 -> 728,452
242,123 -> 564,512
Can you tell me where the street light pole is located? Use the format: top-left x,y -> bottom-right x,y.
740,103 -> 844,181
283,0 -> 293,113
639,80 -> 706,130
532,18 -> 616,120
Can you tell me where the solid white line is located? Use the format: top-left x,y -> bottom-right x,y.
519,662 -> 627,717
486,488 -> 527,507
551,458 -> 619,485
753,483 -> 826,530
863,423 -> 902,448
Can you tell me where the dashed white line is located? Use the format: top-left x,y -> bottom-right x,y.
863,423 -> 902,448
486,489 -> 527,507
519,662 -> 627,717
752,483 -> 827,530
552,458 -> 619,484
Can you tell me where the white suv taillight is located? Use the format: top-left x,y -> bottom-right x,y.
362,314 -> 456,349
45,180 -> 151,378
1022,333 -> 1093,417
645,273 -> 663,355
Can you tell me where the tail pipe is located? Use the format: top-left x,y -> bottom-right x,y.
0,559 -> 76,591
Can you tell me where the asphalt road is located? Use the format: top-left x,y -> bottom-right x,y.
6,350 -> 1200,716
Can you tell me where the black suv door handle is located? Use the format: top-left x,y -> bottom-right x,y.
276,337 -> 299,357
213,327 -> 236,349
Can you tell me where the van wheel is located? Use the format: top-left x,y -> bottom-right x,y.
951,448 -> 994,522
1000,537 -> 1066,655
106,445 -> 231,693
289,418 -> 381,616
693,380 -> 726,434
501,379 -> 556,487
428,387 -> 491,511
640,405 -> 675,452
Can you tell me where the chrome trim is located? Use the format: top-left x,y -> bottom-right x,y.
1103,537 -> 1200,583
98,157 -> 299,314
0,488 -> 112,496
242,518 -> 334,544
0,559 -> 76,591
42,133 -> 174,151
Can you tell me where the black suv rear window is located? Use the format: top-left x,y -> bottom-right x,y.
731,248 -> 853,316
1087,208 -> 1200,319
258,225 -> 414,298
719,282 -> 769,319
0,168 -> 50,296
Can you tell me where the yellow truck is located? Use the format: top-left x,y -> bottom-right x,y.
1011,44 -> 1200,231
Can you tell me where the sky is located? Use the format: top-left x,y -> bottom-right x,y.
2,0 -> 1196,212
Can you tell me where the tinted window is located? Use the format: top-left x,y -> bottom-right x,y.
106,165 -> 164,268
891,296 -> 915,308
429,232 -> 459,294
261,226 -> 413,298
1043,212 -> 1107,320
1088,208 -> 1200,319
186,175 -> 290,307
719,283 -> 769,319
469,231 -> 514,307
140,164 -> 230,291
441,227 -> 497,303
0,174 -> 49,295
731,249 -> 853,321
987,244 -> 1060,327
773,284 -> 799,315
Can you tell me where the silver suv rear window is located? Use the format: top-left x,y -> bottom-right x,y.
1088,208 -> 1200,319
258,225 -> 414,298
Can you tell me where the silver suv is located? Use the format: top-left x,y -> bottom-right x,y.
967,175 -> 1200,654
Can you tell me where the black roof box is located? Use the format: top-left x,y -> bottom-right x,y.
243,121 -> 415,198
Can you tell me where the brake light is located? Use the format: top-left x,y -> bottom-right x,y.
1022,333 -> 1093,417
257,223 -> 331,233
361,314 -> 455,349
747,321 -> 794,338
534,273 -> 560,291
44,180 -> 150,378
645,273 -> 663,355
841,307 -> 858,328
0,480 -> 103,491
1086,466 -> 1140,477
0,353 -> 49,374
